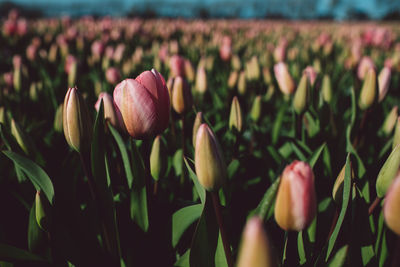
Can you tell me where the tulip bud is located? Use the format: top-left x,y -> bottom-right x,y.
265,85 -> 275,101
321,74 -> 332,104
35,190 -> 50,231
357,57 -> 375,80
274,62 -> 295,96
192,111 -> 204,147
229,96 -> 243,132
29,83 -> 38,102
250,95 -> 262,122
105,67 -> 121,85
150,135 -> 166,181
382,106 -> 398,136
169,55 -> 186,78
237,217 -> 276,267
171,76 -> 193,115
383,171 -> 400,235
95,92 -> 126,133
358,68 -> 377,110
11,119 -> 30,155
195,124 -> 226,192
293,73 -> 309,114
227,71 -> 238,89
274,161 -> 316,231
195,66 -> 207,94
332,163 -> 354,204
238,71 -> 247,95
376,145 -> 400,198
113,69 -> 170,139
393,117 -> 400,149
231,54 -> 241,70
67,59 -> 77,87
0,106 -> 6,125
184,60 -> 195,82
263,67 -> 272,85
13,63 -> 21,92
378,67 -> 391,102
63,87 -> 93,153
54,104 -> 63,133
245,56 -> 260,81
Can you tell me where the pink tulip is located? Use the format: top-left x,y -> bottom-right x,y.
113,69 -> 170,139
95,92 -> 126,133
16,19 -> 27,36
64,55 -> 77,74
91,40 -> 105,59
303,66 -> 317,86
357,56 -> 375,80
219,36 -> 232,62
105,67 -> 121,85
170,55 -> 186,78
274,62 -> 295,96
3,72 -> 13,87
378,67 -> 391,102
384,172 -> 400,235
274,161 -> 316,231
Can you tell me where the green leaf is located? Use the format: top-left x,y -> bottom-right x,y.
172,204 -> 203,248
298,231 -> 306,265
227,160 -> 239,179
290,142 -> 307,161
308,143 -> 326,168
184,157 -> 205,204
327,245 -> 348,267
3,151 -> 54,204
173,149 -> 183,176
272,101 -> 287,144
108,123 -> 134,188
0,243 -> 46,263
175,249 -> 190,267
325,154 -> 351,261
215,232 -> 228,267
254,177 -> 280,220
28,202 -> 46,253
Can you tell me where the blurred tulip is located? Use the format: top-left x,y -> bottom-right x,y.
321,74 -> 332,104
63,87 -> 92,153
150,135 -> 166,181
274,62 -> 295,96
275,161 -> 316,231
54,104 -> 63,133
229,96 -> 243,132
245,56 -> 260,81
378,67 -> 391,102
227,71 -> 238,89
358,68 -> 377,110
219,36 -> 232,62
171,76 -> 193,115
184,60 -> 195,82
192,111 -> 204,147
169,55 -> 186,78
263,67 -> 272,85
3,72 -> 13,88
238,71 -> 247,95
357,56 -> 375,80
195,123 -> 226,192
303,66 -> 317,87
382,106 -> 398,136
231,54 -> 242,70
0,107 -> 6,125
105,67 -> 121,85
48,44 -> 58,63
113,69 -> 170,139
250,95 -> 262,122
91,40 -> 105,61
95,92 -> 126,133
376,145 -> 400,198
293,73 -> 309,114
384,171 -> 400,235
237,217 -> 276,267
195,66 -> 207,94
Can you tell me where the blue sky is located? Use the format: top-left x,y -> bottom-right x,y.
4,0 -> 400,19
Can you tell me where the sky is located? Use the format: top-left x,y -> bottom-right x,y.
3,0 -> 400,19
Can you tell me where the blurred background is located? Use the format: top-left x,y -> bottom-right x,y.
1,0 -> 400,20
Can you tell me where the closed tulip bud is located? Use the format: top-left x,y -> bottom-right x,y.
263,67 -> 272,85
358,68 -> 377,110
184,60 -> 195,82
67,59 -> 77,87
150,135 -> 166,181
95,92 -> 126,133
237,217 -> 276,267
293,74 -> 309,114
304,66 -> 317,87
376,145 -> 400,198
195,124 -> 226,192
229,96 -> 243,132
195,66 -> 207,94
227,71 -> 238,89
105,67 -> 121,85
250,95 -> 262,122
192,112 -> 204,147
378,67 -> 391,102
357,57 -> 375,80
245,56 -> 260,81
54,104 -> 63,133
275,161 -> 316,231
171,76 -> 193,115
0,107 -> 6,125
35,191 -> 50,231
274,62 -> 295,96
332,163 -> 354,204
170,55 -> 186,78
29,83 -> 38,102
265,85 -> 275,101
63,87 -> 92,153
231,54 -> 242,70
383,171 -> 400,235
321,74 -> 332,104
13,64 -> 21,92
382,106 -> 398,136
113,69 -> 170,139
238,71 -> 247,95
393,117 -> 400,149
11,119 -> 30,155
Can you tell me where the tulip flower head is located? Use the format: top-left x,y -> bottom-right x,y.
384,171 -> 400,235
275,161 -> 316,231
113,69 -> 170,139
274,62 -> 295,96
95,92 -> 126,133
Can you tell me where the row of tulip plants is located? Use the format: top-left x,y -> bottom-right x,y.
1,10 -> 400,267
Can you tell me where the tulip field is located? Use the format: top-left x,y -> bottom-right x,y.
2,10 -> 400,267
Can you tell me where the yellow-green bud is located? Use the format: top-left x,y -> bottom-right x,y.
332,163 -> 354,204
229,96 -> 243,132
382,106 -> 398,136
245,56 -> 260,81
250,95 -> 262,122
231,54 -> 242,70
263,67 -> 272,85
192,111 -> 204,147
376,145 -> 400,198
13,66 -> 21,92
321,74 -> 332,104
293,74 -> 309,114
150,135 -> 166,181
237,217 -> 277,267
29,83 -> 38,102
11,119 -> 30,155
54,104 -> 64,133
227,71 -> 238,89
238,71 -> 247,95
358,68 -> 378,110
68,60 -> 77,87
194,123 -> 226,191
0,106 -> 6,125
63,87 -> 92,153
171,76 -> 193,115
35,190 -> 50,231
